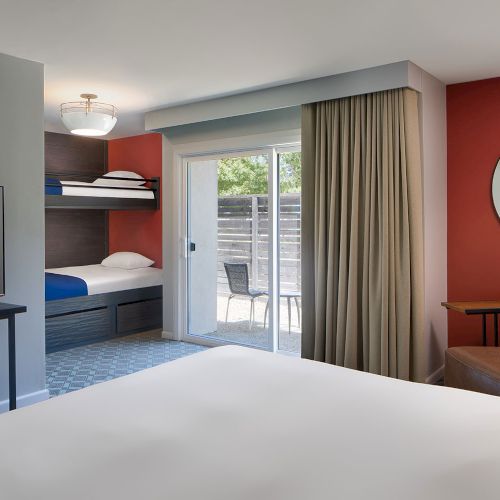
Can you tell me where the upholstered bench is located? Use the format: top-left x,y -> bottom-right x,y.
445,347 -> 500,396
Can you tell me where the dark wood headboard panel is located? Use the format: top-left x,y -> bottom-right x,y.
45,210 -> 108,268
45,131 -> 107,180
45,132 -> 108,268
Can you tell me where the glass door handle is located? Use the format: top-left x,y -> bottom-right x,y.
190,242 -> 196,252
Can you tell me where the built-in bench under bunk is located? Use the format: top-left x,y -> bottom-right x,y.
45,265 -> 163,353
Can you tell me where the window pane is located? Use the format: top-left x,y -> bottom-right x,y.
278,152 -> 301,354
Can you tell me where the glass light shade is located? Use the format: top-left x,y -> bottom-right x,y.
61,111 -> 117,136
60,97 -> 117,137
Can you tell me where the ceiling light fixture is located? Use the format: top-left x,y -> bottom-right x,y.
60,93 -> 117,137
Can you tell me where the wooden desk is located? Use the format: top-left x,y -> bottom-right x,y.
0,303 -> 27,410
441,301 -> 500,346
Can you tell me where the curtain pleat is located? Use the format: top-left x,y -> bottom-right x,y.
301,88 -> 424,382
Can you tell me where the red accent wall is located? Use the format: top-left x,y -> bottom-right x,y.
447,78 -> 500,346
107,133 -> 162,268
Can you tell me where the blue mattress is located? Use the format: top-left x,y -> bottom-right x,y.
45,273 -> 88,301
45,178 -> 62,195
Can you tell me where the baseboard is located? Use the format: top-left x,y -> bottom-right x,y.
0,388 -> 49,414
425,364 -> 444,384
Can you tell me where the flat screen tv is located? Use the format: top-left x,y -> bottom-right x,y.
0,186 -> 4,296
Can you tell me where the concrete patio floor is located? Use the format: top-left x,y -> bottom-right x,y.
193,293 -> 301,353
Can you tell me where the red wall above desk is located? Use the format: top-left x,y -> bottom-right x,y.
107,133 -> 162,268
447,78 -> 500,346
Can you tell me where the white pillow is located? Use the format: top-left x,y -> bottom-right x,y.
101,252 -> 154,270
93,171 -> 145,187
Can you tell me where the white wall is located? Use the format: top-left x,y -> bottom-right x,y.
0,52 -> 47,410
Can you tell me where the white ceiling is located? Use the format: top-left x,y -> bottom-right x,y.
1,0 -> 500,138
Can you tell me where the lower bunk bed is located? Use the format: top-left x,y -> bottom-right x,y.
45,264 -> 163,353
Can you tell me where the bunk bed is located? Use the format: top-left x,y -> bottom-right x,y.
44,169 -> 163,353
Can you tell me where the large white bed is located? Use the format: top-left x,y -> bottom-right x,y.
0,346 -> 499,499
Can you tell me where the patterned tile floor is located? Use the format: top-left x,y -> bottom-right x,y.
46,331 -> 208,398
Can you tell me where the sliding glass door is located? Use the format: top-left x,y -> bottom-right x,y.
187,153 -> 272,350
185,147 -> 301,354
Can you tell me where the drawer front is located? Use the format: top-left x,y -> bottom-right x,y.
117,299 -> 163,334
46,308 -> 111,352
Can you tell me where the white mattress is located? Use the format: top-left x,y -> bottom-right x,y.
0,346 -> 499,499
60,181 -> 154,199
47,264 -> 163,294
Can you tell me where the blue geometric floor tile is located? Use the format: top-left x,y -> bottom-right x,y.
46,331 -> 208,398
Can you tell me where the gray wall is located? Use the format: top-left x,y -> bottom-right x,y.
0,52 -> 46,410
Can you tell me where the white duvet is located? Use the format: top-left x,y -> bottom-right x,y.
60,180 -> 154,199
0,346 -> 499,499
47,264 -> 163,295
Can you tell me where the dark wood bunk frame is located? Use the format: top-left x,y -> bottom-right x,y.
44,132 -> 162,353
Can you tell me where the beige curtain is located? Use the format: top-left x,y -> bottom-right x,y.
301,88 -> 424,382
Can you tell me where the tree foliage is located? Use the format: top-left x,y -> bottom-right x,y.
279,152 -> 301,194
217,152 -> 301,196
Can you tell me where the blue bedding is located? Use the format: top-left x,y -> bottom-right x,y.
45,178 -> 62,195
45,273 -> 88,301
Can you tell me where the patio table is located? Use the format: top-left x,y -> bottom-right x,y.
264,291 -> 301,334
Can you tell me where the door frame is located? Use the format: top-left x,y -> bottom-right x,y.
161,129 -> 301,352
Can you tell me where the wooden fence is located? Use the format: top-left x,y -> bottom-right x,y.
217,194 -> 301,294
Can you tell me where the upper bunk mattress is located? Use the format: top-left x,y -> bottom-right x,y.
46,264 -> 163,300
46,180 -> 154,199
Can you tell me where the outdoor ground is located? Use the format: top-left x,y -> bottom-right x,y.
204,293 -> 301,353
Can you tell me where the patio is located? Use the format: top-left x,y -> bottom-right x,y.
216,193 -> 301,353
203,293 -> 301,353
189,190 -> 301,354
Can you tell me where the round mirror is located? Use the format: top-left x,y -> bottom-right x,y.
493,159 -> 500,217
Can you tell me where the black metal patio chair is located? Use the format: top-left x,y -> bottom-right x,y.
223,263 -> 267,328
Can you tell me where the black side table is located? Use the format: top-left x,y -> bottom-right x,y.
0,303 -> 27,411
